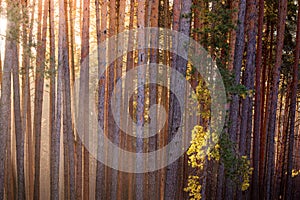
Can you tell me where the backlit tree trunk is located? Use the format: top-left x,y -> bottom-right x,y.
0,1 -> 17,197
34,0 -> 48,198
62,0 -> 76,198
11,2 -> 25,199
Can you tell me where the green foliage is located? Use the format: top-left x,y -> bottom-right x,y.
198,0 -> 235,68
218,133 -> 253,191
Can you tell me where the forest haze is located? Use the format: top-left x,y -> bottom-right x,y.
0,0 -> 300,199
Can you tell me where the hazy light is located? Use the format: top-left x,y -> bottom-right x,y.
0,17 -> 7,56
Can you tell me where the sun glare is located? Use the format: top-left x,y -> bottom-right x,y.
0,17 -> 7,54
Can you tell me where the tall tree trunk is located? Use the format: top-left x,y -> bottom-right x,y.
124,0 -> 135,198
0,0 -> 17,197
20,6 -> 30,198
226,0 -> 246,198
77,0 -> 90,199
63,1 -> 70,198
260,22 -> 274,196
63,67 -> 70,200
136,0 -> 146,199
50,0 -> 65,199
106,0 -> 117,198
5,116 -> 15,200
163,0 -> 180,197
76,31 -> 83,199
34,0 -> 49,198
25,2 -> 35,198
164,0 -> 192,199
238,1 -> 257,199
95,0 -> 107,199
239,0 -> 257,157
276,87 -> 290,198
11,3 -> 25,199
265,0 -> 288,199
49,0 -> 56,199
252,0 -> 264,199
228,0 -> 240,71
68,0 -> 76,87
116,0 -> 126,198
76,130 -> 82,198
148,0 -> 159,198
158,1 -> 170,198
62,0 -> 76,198
285,0 -> 300,198
78,0 -> 90,199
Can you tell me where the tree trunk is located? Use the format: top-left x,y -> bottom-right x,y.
136,0 -> 146,199
265,0 -> 288,199
260,22 -> 274,197
228,0 -> 240,71
285,0 -> 300,197
50,0 -> 64,199
33,0 -> 48,198
226,0 -> 246,198
25,2 -> 35,198
11,3 -> 25,199
164,0 -> 192,199
116,0 -> 126,198
62,0 -> 76,198
78,0 -> 90,199
95,0 -> 107,199
252,0 -> 264,199
148,0 -> 159,199
238,1 -> 257,199
124,0 -> 135,198
49,0 -> 57,198
20,6 -> 31,198
63,1 -> 70,198
0,1 -> 17,197
239,0 -> 257,156
158,1 -> 170,198
106,0 -> 117,198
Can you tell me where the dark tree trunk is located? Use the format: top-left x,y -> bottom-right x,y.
11,3 -> 25,198
34,0 -> 48,198
226,0 -> 246,198
285,0 -> 300,198
265,0 -> 288,199
252,0 -> 264,198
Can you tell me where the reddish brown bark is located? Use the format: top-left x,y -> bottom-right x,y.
285,0 -> 300,197
265,0 -> 288,198
252,0 -> 264,198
